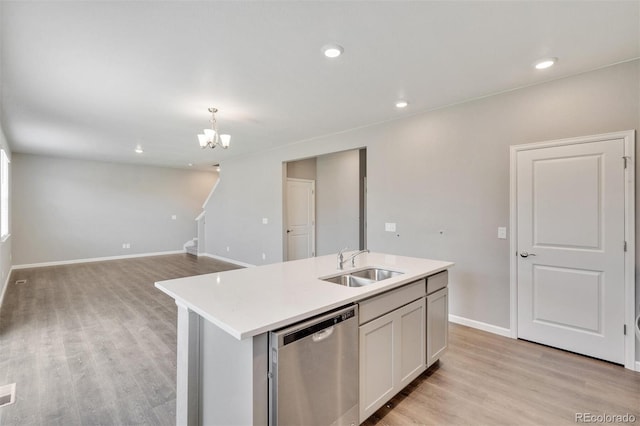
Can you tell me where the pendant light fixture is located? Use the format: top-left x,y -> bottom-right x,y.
197,107 -> 231,149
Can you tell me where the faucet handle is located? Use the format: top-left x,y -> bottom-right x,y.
351,249 -> 370,266
338,246 -> 349,257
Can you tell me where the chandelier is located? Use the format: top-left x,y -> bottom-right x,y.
197,107 -> 230,149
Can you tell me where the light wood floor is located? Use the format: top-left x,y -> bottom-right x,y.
1,255 -> 639,425
364,326 -> 640,425
0,254 -> 241,426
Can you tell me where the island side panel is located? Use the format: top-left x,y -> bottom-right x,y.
176,302 -> 200,426
199,317 -> 268,425
253,333 -> 269,426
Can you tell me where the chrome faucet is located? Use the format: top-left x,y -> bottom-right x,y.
337,248 -> 370,270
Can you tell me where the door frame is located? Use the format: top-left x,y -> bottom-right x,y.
509,130 -> 636,370
283,177 -> 316,261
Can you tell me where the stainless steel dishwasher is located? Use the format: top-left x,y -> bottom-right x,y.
269,304 -> 359,426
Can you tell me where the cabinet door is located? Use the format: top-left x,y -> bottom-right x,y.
359,298 -> 426,423
359,311 -> 395,422
427,287 -> 449,367
398,298 -> 426,389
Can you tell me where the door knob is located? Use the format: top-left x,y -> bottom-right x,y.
520,251 -> 536,258
286,229 -> 292,233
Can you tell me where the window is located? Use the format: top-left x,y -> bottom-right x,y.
1,150 -> 9,240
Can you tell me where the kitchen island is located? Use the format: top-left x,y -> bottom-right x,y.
156,252 -> 453,425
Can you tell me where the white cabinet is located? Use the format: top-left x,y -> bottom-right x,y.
359,309 -> 395,421
398,299 -> 427,388
358,272 -> 449,424
426,287 -> 448,367
359,298 -> 426,422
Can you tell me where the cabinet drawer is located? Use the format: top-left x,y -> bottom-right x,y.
426,270 -> 448,295
359,280 -> 425,325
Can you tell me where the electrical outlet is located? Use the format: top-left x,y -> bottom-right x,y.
226,246 -> 230,252
385,223 -> 396,232
262,218 -> 268,224
262,253 -> 266,260
171,215 -> 177,220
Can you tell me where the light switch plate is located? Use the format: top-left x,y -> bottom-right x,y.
262,218 -> 268,224
498,227 -> 507,239
385,223 -> 396,232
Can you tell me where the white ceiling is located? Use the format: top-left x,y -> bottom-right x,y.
1,1 -> 638,170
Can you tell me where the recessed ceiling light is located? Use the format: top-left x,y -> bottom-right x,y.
322,44 -> 344,58
135,145 -> 143,154
534,57 -> 557,70
396,101 -> 408,108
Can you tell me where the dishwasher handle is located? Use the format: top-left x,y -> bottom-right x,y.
312,326 -> 334,342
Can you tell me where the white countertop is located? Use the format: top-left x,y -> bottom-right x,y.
155,252 -> 453,340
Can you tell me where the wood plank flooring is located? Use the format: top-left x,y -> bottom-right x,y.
363,325 -> 640,425
1,254 -> 639,425
0,254 -> 241,426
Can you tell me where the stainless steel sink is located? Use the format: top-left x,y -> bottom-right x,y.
350,268 -> 403,281
321,268 -> 403,287
323,274 -> 376,287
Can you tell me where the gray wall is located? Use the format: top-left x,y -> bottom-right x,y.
316,149 -> 360,255
286,158 -> 316,180
203,61 -> 640,336
13,154 -> 216,265
0,1 -> 12,300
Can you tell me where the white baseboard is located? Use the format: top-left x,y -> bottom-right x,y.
635,361 -> 640,372
200,253 -> 255,268
0,267 -> 13,311
12,250 -> 186,270
449,314 -> 512,338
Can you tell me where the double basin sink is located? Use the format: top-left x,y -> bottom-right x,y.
322,268 -> 404,287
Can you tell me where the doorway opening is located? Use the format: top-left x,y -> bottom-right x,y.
283,148 -> 367,261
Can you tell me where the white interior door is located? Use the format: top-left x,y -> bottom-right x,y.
516,138 -> 625,364
285,178 -> 315,261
